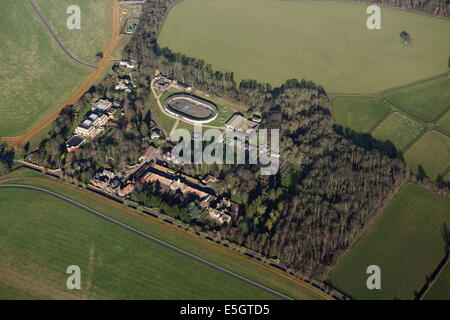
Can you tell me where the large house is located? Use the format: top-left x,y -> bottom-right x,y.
67,99 -> 115,151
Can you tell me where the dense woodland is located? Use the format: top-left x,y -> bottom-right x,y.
350,0 -> 450,17
28,0 -> 449,276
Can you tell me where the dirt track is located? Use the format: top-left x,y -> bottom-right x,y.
0,0 -> 120,148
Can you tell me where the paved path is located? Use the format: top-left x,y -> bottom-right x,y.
28,0 -> 97,69
0,183 -> 294,300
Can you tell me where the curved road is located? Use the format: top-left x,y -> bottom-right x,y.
28,0 -> 97,69
0,183 -> 294,300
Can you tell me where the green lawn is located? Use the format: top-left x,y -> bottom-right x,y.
404,130 -> 450,180
328,183 -> 450,300
0,0 -> 90,137
34,0 -> 113,64
424,263 -> 450,300
332,98 -> 391,132
371,112 -> 424,151
208,105 -> 234,127
148,95 -> 176,134
0,168 -> 322,300
158,0 -> 450,93
0,188 -> 276,299
437,109 -> 450,135
383,77 -> 450,122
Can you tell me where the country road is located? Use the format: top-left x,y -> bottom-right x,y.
0,183 -> 294,300
27,0 -> 97,69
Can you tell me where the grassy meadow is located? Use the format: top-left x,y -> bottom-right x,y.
437,110 -> 450,135
0,187 -> 278,299
34,0 -> 113,64
404,130 -> 450,180
383,77 -> 450,122
332,98 -> 391,132
371,112 -> 424,151
158,0 -> 450,93
328,183 -> 450,300
0,0 -> 90,137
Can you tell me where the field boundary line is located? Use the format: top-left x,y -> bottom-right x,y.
400,127 -> 427,153
366,101 -> 394,134
330,71 -> 450,98
418,255 -> 449,300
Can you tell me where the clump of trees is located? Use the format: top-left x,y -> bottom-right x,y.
0,144 -> 14,176
400,31 -> 411,44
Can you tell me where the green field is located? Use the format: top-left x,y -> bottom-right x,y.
0,168 -> 323,300
34,0 -> 113,64
332,98 -> 391,132
328,183 -> 450,300
371,112 -> 424,150
437,109 -> 450,135
0,0 -> 91,137
424,263 -> 450,300
404,130 -> 450,180
383,77 -> 450,122
0,187 -> 277,299
158,0 -> 450,93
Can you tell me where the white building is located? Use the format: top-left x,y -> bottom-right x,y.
92,99 -> 112,112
